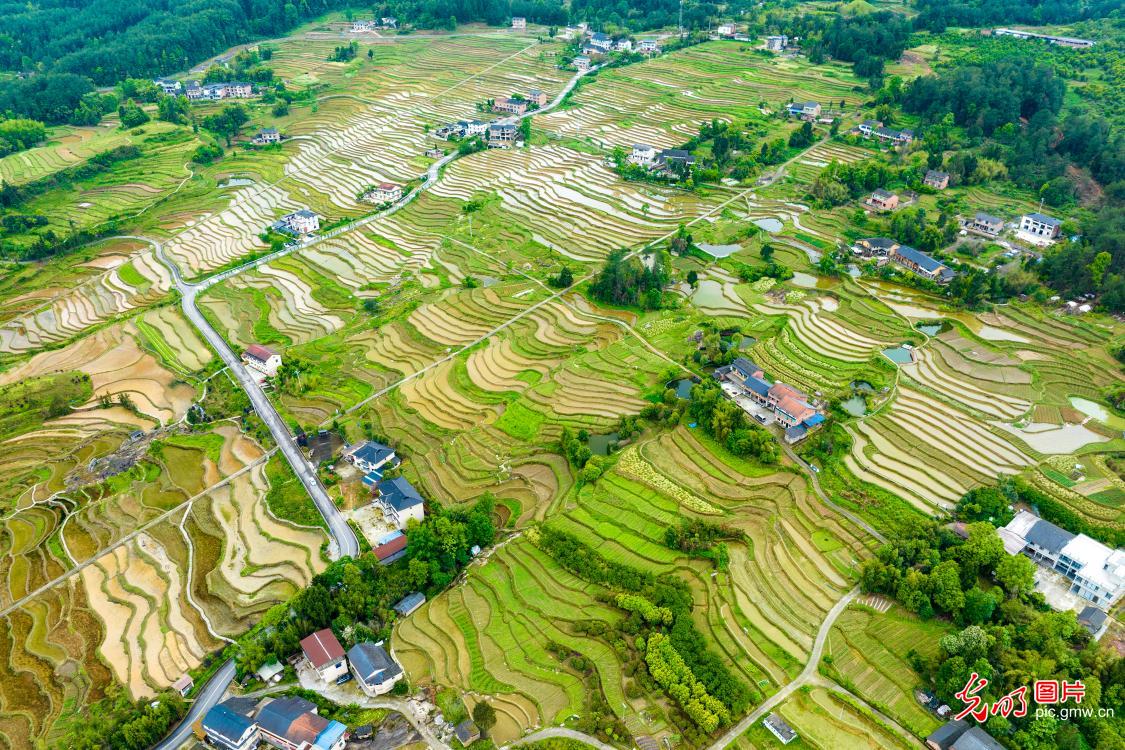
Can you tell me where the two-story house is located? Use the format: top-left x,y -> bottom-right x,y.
300,628 -> 348,682
347,642 -> 404,697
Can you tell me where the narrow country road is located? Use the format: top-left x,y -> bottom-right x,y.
151,237 -> 360,560
707,587 -> 860,749
152,660 -> 235,750
782,443 -> 887,545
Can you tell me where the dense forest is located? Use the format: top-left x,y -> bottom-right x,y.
782,12 -> 913,83
913,0 -> 1122,34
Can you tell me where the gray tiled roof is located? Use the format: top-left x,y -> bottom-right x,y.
1026,518 -> 1075,554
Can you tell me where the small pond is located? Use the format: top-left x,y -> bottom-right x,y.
697,243 -> 741,259
850,380 -> 875,394
735,334 -> 756,349
847,264 -> 861,278
882,346 -> 914,365
1070,397 -> 1125,430
840,394 -> 867,417
588,432 -> 619,456
668,378 -> 696,400
790,271 -> 817,288
916,320 -> 949,336
692,280 -> 725,308
218,176 -> 254,187
753,217 -> 783,233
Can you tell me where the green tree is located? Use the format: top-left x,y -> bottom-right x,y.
472,701 -> 497,739
994,554 -> 1036,598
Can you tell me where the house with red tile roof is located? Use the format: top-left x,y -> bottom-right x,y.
300,629 -> 347,682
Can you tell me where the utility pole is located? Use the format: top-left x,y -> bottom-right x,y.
679,0 -> 684,39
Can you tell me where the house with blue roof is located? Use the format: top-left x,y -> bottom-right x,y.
257,696 -> 347,750
201,703 -> 259,750
344,440 -> 397,475
375,476 -> 426,528
888,243 -> 955,284
348,641 -> 404,696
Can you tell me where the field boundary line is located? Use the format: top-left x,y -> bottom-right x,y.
0,449 -> 275,618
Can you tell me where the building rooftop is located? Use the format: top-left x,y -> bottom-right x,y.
244,344 -> 278,362
378,476 -> 425,511
349,440 -> 394,466
1025,518 -> 1076,554
952,726 -> 1006,750
1025,212 -> 1061,227
348,642 -> 403,686
300,628 -> 344,669
393,592 -> 425,615
872,188 -> 895,200
893,244 -> 946,274
202,704 -> 256,744
763,712 -> 797,743
258,697 -> 345,750
1079,605 -> 1108,633
975,212 -> 1002,224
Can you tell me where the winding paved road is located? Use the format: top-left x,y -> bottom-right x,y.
151,238 -> 360,560
152,660 -> 235,750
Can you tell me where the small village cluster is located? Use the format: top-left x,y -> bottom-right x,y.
569,23 -> 662,70
713,358 -> 826,444
199,629 -> 408,750
626,143 -> 696,175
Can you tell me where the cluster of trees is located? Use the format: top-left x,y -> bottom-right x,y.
328,41 -> 359,62
644,631 -> 731,733
236,496 -> 495,677
783,12 -> 913,83
862,517 -> 1125,749
664,518 -> 742,570
808,159 -> 902,207
532,525 -> 752,739
200,104 -> 249,145
913,0 -> 1120,33
0,73 -> 115,125
0,118 -> 46,156
1040,206 -> 1125,313
588,248 -> 668,309
958,480 -> 1125,549
883,207 -> 958,255
688,379 -> 778,463
64,685 -> 187,750
558,426 -> 608,483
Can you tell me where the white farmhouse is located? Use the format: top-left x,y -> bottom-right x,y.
279,208 -> 320,235
242,344 -> 281,377
364,182 -> 402,204
629,143 -> 656,166
300,628 -> 348,682
1019,212 -> 1062,240
375,477 -> 426,528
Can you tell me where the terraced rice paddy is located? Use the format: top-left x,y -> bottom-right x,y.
0,427 -> 326,749
0,320 -> 197,509
823,603 -> 951,738
0,249 -> 172,354
396,427 -> 873,740
775,687 -> 914,750
846,386 -> 1035,511
429,145 -> 724,260
539,42 -> 865,148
